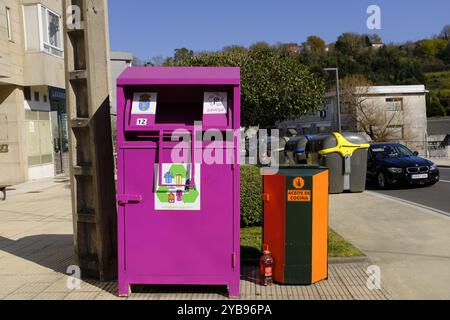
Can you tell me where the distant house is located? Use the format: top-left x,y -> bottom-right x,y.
278,43 -> 300,54
371,42 -> 384,49
1,1 -> 67,183
427,117 -> 450,158
279,85 -> 429,154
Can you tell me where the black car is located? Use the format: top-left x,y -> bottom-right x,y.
367,143 -> 440,188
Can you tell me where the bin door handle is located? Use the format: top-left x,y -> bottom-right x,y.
263,193 -> 270,202
117,194 -> 143,205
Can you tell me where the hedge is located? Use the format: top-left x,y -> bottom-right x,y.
240,165 -> 263,227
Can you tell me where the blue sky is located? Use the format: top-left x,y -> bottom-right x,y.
109,0 -> 450,60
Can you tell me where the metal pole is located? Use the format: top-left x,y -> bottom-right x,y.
335,68 -> 342,133
324,68 -> 342,133
58,105 -> 64,174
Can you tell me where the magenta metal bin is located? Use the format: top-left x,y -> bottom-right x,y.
116,67 -> 241,297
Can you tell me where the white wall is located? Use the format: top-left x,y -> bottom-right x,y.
28,163 -> 54,180
23,4 -> 40,51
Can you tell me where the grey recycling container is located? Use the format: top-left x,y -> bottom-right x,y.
308,133 -> 370,194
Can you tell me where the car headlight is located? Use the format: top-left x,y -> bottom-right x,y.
430,164 -> 438,171
387,168 -> 404,174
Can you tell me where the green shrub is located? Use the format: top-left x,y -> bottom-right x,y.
240,165 -> 263,227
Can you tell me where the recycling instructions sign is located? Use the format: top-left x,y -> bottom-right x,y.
155,163 -> 201,211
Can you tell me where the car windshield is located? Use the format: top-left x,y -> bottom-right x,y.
371,144 -> 414,159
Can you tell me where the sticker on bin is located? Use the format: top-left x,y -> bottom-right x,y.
132,92 -> 157,115
293,177 -> 305,190
203,92 -> 228,114
155,163 -> 201,211
288,190 -> 311,202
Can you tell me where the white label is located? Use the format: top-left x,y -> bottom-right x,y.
132,92 -> 157,115
412,174 -> 428,180
136,118 -> 147,126
155,164 -> 201,211
203,92 -> 228,115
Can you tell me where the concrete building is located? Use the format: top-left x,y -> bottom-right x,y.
0,0 -> 66,184
109,51 -> 133,115
279,85 -> 429,154
427,116 -> 450,158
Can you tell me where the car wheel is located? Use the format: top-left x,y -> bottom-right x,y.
377,172 -> 388,189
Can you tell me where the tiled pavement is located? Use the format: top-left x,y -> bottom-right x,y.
0,180 -> 392,300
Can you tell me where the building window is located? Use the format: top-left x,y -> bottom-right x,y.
6,7 -> 12,41
34,91 -> 40,102
388,126 -> 404,140
24,87 -> 32,101
41,6 -> 63,57
385,98 -> 403,111
26,111 -> 53,166
23,4 -> 63,57
43,95 -> 48,103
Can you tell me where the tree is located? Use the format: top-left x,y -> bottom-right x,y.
241,47 -> 324,127
371,45 -> 425,84
173,48 -> 194,64
440,25 -> 450,40
339,75 -> 409,141
172,45 -> 325,128
439,42 -> 450,64
249,42 -> 270,50
416,39 -> 448,57
334,33 -> 373,77
368,34 -> 383,45
132,56 -> 144,66
427,92 -> 447,117
148,55 -> 165,66
304,36 -> 326,51
299,36 -> 328,75
335,33 -> 371,56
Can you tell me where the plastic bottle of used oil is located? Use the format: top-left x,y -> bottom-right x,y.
260,246 -> 274,286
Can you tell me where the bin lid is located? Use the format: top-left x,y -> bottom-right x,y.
117,67 -> 241,86
319,132 -> 370,158
263,165 -> 328,177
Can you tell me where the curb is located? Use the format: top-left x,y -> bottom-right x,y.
366,191 -> 450,218
329,256 -> 371,265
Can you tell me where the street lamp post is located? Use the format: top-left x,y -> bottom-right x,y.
324,68 -> 342,133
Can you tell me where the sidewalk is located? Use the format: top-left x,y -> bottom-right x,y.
427,157 -> 450,167
0,179 -> 391,300
3,175 -> 70,198
330,191 -> 450,300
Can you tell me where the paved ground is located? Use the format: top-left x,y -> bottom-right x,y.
0,179 -> 390,300
370,166 -> 450,216
330,191 -> 450,300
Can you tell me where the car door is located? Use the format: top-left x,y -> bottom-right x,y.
367,149 -> 376,178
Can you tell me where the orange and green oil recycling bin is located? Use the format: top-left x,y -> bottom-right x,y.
263,166 -> 329,285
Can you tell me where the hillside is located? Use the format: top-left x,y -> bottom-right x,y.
426,71 -> 450,115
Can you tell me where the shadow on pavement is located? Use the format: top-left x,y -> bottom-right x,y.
0,234 -> 74,274
0,234 -> 255,297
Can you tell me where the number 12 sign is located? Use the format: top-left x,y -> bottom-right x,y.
137,118 -> 148,126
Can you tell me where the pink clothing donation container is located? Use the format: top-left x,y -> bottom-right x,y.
116,67 -> 241,297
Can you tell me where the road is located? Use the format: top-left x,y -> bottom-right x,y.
372,167 -> 450,215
